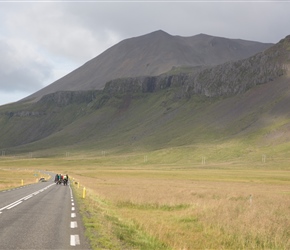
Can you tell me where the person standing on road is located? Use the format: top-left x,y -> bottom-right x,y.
54,174 -> 59,183
55,174 -> 61,184
63,174 -> 67,185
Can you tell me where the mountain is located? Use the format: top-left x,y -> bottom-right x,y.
104,35 -> 287,98
0,34 -> 289,163
24,30 -> 273,102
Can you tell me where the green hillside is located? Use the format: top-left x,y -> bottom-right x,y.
1,74 -> 290,167
1,34 -> 290,166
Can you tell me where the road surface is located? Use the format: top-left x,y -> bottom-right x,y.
0,173 -> 90,249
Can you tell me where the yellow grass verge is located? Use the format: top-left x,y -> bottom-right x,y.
71,168 -> 290,249
0,168 -> 47,190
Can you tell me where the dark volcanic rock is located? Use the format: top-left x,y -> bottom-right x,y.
37,90 -> 99,107
104,36 -> 289,98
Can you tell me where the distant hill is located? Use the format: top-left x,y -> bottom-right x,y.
24,30 -> 273,102
0,34 -> 289,161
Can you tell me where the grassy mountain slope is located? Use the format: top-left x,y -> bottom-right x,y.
0,35 -> 289,165
1,75 -> 290,165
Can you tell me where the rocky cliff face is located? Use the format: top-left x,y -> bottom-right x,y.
30,35 -> 290,107
188,50 -> 286,97
37,90 -> 99,107
103,75 -> 182,94
104,35 -> 290,98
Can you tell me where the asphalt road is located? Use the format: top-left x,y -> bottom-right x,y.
0,173 -> 90,249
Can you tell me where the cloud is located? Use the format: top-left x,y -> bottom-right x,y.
5,3 -> 120,64
0,2 -> 119,105
0,38 -> 53,92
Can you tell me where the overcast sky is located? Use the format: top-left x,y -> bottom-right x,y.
0,0 -> 289,106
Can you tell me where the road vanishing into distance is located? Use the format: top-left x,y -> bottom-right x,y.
0,173 -> 89,249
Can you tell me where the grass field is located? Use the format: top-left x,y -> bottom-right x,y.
1,153 -> 290,249
71,166 -> 290,249
0,166 -> 48,190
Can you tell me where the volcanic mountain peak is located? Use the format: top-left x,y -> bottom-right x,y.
24,30 -> 273,102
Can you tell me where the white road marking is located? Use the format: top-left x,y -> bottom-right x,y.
24,195 -> 33,200
0,200 -> 23,211
70,221 -> 78,228
72,202 -> 74,206
6,201 -> 22,209
0,183 -> 55,213
70,235 -> 80,246
69,185 -> 81,246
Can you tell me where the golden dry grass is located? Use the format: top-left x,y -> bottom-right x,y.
1,156 -> 289,249
71,168 -> 290,249
0,167 -> 46,190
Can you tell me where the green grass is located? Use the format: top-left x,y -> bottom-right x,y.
1,78 -> 290,164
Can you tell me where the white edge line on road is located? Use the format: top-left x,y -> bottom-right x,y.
0,183 -> 55,212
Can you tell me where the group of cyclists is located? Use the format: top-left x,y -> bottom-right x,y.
54,174 -> 69,185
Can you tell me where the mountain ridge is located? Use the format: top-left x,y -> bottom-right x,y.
0,33 -> 289,160
23,30 -> 273,102
103,35 -> 289,98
